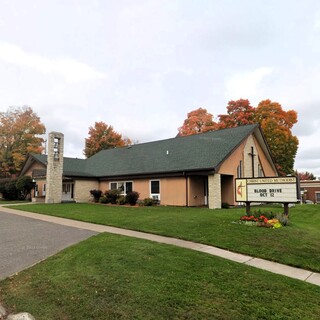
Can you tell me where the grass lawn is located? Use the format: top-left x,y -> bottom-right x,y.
8,203 -> 320,273
1,233 -> 320,319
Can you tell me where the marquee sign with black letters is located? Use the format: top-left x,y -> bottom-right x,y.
235,177 -> 299,203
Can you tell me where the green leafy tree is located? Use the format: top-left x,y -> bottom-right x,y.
16,176 -> 36,200
0,106 -> 46,177
0,176 -> 35,200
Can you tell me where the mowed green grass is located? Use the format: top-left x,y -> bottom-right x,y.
9,203 -> 320,272
1,233 -> 320,319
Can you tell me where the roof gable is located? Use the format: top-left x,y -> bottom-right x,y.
21,153 -> 90,178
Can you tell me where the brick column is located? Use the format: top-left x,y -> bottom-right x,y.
208,174 -> 221,209
45,132 -> 64,203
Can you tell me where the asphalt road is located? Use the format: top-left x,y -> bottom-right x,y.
0,209 -> 97,280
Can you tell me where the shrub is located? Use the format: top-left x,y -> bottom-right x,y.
99,195 -> 109,204
103,189 -> 121,204
0,177 -> 34,200
276,213 -> 290,226
117,196 -> 127,205
143,197 -> 156,206
15,176 -> 35,200
221,202 -> 229,209
125,191 -> 140,206
0,178 -> 19,200
252,210 -> 275,220
90,189 -> 102,203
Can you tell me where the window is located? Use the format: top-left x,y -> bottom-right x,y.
126,182 -> 133,193
109,181 -> 133,195
258,164 -> 264,177
316,192 -> 320,203
110,182 -> 117,190
42,184 -> 46,196
150,180 -> 160,200
53,137 -> 60,160
63,183 -> 71,193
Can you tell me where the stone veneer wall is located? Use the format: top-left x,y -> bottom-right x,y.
208,174 -> 221,209
75,180 -> 100,202
45,132 -> 64,203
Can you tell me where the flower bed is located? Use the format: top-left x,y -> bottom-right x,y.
239,211 -> 287,228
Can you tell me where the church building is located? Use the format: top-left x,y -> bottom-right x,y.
20,124 -> 278,209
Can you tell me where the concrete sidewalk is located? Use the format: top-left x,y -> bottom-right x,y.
2,206 -> 320,287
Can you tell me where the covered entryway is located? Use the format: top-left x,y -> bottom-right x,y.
221,174 -> 234,206
62,182 -> 74,202
188,176 -> 208,207
207,174 -> 235,209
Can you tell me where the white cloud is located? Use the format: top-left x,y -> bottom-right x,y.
0,42 -> 107,83
225,67 -> 274,100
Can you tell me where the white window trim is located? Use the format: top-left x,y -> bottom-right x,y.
109,181 -> 134,195
150,180 -> 160,200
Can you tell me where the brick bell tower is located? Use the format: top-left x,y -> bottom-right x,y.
45,132 -> 64,203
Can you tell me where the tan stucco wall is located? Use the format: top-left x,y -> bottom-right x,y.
218,140 -> 245,176
161,177 -> 186,206
75,180 -> 99,202
23,161 -> 47,198
218,134 -> 277,178
24,162 -> 46,177
99,177 -> 187,206
253,136 -> 277,176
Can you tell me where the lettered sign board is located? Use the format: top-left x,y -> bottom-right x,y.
235,177 -> 299,203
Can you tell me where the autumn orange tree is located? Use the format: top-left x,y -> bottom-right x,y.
218,99 -> 255,128
254,100 -> 298,176
0,106 -> 46,177
178,99 -> 298,176
177,108 -> 218,136
84,121 -> 131,158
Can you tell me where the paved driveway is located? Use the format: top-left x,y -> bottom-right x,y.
0,209 -> 97,280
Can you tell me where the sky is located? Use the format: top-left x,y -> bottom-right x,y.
0,0 -> 320,175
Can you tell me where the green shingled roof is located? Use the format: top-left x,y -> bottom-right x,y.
30,124 -> 260,178
31,153 -> 91,177
85,124 -> 259,177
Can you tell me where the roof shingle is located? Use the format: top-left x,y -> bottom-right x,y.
30,124 -> 259,178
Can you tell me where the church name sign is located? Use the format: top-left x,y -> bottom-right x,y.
235,177 -> 299,203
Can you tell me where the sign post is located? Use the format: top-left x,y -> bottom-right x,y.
235,177 -> 299,215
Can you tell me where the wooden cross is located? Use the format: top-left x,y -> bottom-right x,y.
248,146 -> 256,178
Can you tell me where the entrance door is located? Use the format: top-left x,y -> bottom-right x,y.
62,183 -> 74,202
